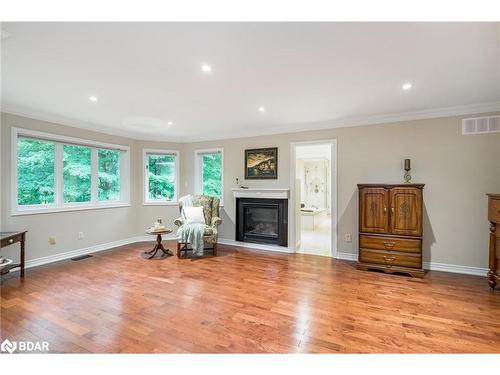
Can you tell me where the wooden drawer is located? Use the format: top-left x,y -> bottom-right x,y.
360,235 -> 421,253
1,234 -> 23,248
489,197 -> 500,224
359,248 -> 421,269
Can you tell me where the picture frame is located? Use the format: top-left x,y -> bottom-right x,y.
244,147 -> 278,179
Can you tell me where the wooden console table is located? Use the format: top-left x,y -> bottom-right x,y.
1,231 -> 27,278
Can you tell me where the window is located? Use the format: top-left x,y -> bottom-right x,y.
98,149 -> 121,201
143,149 -> 179,205
195,148 -> 223,203
17,138 -> 55,205
12,128 -> 130,215
63,144 -> 92,203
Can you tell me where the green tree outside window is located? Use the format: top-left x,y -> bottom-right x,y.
202,152 -> 222,199
148,154 -> 176,200
98,149 -> 121,201
63,144 -> 91,203
17,138 -> 55,205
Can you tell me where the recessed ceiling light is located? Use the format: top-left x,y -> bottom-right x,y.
402,83 -> 412,91
89,96 -> 98,102
167,121 -> 173,126
258,106 -> 265,112
201,64 -> 212,73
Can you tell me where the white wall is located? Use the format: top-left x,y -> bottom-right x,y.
182,113 -> 500,269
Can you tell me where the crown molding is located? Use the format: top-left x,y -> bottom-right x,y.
1,104 -> 184,143
180,101 -> 500,142
3,101 -> 500,144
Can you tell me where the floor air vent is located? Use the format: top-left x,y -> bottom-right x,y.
71,254 -> 93,261
462,116 -> 500,135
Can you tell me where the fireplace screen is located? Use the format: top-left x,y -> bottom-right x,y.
244,206 -> 279,238
236,198 -> 288,247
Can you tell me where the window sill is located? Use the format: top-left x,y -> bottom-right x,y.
12,202 -> 131,216
143,201 -> 179,206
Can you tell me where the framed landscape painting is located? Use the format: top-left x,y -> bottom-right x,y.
244,147 -> 278,179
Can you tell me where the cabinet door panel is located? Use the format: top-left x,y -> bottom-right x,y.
390,188 -> 422,236
360,188 -> 389,233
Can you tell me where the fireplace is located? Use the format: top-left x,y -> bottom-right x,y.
236,198 -> 288,247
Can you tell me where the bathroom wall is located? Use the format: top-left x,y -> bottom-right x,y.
299,159 -> 330,210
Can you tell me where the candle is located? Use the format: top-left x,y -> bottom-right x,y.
404,159 -> 411,171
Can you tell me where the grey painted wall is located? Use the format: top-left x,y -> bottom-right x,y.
182,113 -> 500,269
0,113 -> 183,262
2,111 -> 500,270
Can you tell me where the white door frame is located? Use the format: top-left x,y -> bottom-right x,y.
289,139 -> 338,258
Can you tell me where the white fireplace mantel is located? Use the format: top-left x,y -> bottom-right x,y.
232,188 -> 289,199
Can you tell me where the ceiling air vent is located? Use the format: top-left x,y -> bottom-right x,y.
462,116 -> 500,135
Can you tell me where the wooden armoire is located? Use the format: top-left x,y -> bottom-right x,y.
487,193 -> 500,290
357,184 -> 425,277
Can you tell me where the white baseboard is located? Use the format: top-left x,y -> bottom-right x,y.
336,251 -> 487,276
218,238 -> 293,253
337,252 -> 358,261
423,261 -> 488,277
24,234 -> 177,270
20,236 -> 487,277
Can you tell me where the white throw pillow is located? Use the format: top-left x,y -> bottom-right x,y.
183,206 -> 205,224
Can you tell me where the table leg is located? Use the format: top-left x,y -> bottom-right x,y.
21,233 -> 25,278
144,234 -> 171,259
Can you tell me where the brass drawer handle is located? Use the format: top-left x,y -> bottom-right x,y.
383,241 -> 395,248
383,256 -> 396,266
383,206 -> 387,214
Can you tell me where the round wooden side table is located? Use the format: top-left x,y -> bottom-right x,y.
144,228 -> 173,259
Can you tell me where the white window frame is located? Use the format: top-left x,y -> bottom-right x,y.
143,148 -> 180,206
194,148 -> 224,206
11,127 -> 130,216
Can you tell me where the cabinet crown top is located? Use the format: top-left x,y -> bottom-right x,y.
357,183 -> 425,189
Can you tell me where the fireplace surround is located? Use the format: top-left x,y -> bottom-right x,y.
236,197 -> 288,247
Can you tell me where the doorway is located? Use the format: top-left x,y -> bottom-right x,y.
290,140 -> 336,257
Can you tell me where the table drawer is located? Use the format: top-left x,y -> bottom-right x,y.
360,235 -> 421,253
489,197 -> 500,224
359,248 -> 421,269
1,234 -> 23,248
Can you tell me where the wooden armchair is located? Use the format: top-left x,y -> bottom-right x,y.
174,195 -> 222,257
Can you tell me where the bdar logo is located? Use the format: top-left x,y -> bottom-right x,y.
1,339 -> 17,354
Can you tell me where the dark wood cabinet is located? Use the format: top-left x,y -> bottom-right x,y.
359,187 -> 390,234
389,187 -> 423,236
357,184 -> 424,277
487,193 -> 500,290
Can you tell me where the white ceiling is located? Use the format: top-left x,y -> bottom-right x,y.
1,22 -> 499,142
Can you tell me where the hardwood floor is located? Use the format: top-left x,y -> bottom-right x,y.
1,241 -> 499,353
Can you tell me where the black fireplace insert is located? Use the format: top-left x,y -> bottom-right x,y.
236,198 -> 288,247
